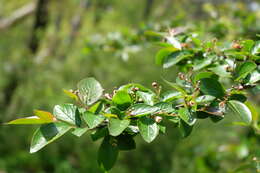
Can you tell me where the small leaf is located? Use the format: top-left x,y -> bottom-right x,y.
193,58 -> 212,71
209,64 -> 232,78
235,61 -> 257,81
138,117 -> 159,143
163,79 -> 187,95
98,136 -> 119,172
53,104 -> 79,125
77,77 -> 103,105
227,100 -> 252,125
7,116 -> 52,125
34,110 -> 56,122
91,128 -> 108,141
193,72 -> 218,83
178,108 -> 196,126
108,119 -> 130,136
83,111 -> 105,129
112,90 -> 132,110
128,104 -> 159,117
71,127 -> 88,137
200,78 -> 225,98
247,69 -> 260,84
88,101 -> 104,114
165,36 -> 182,50
136,91 -> 156,105
155,47 -> 178,65
155,102 -> 175,113
30,122 -> 72,153
179,120 -> 193,138
160,90 -> 182,102
196,95 -> 216,104
252,41 -> 260,55
162,51 -> 192,68
63,89 -> 78,100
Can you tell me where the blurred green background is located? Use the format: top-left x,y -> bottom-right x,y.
0,0 -> 259,172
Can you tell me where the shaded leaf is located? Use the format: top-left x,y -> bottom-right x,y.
200,78 -> 225,98
178,108 -> 196,126
71,127 -> 88,137
116,134 -> 136,151
235,61 -> 257,81
30,122 -> 72,153
98,136 -> 119,172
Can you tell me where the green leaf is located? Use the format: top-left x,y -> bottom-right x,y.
136,91 -> 156,105
247,69 -> 260,84
193,58 -> 212,71
128,104 -> 159,117
162,51 -> 192,68
252,41 -> 260,55
138,117 -> 159,143
160,90 -> 182,102
83,111 -> 105,129
178,108 -> 196,126
163,79 -> 187,95
53,104 -> 81,126
108,118 -> 130,136
112,90 -> 132,110
71,127 -> 88,137
193,72 -> 218,83
227,100 -> 252,125
30,122 -> 72,153
155,47 -> 178,65
7,116 -> 53,125
209,64 -> 232,78
91,128 -> 108,141
195,95 -> 216,104
155,102 -> 175,113
235,62 -> 257,81
200,78 -> 225,98
116,134 -> 136,151
88,101 -> 104,114
179,120 -> 193,138
98,136 -> 119,172
77,77 -> 104,105
34,110 -> 56,122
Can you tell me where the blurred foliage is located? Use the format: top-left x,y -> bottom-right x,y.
0,0 -> 259,172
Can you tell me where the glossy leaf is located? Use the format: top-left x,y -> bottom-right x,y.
83,111 -> 105,129
193,72 -> 218,82
30,122 -> 72,153
200,78 -> 225,98
163,51 -> 192,68
112,90 -> 132,110
163,79 -> 187,95
227,100 -> 252,125
235,61 -> 257,81
138,117 -> 159,143
136,91 -> 156,106
155,47 -> 178,65
77,77 -> 103,105
128,104 -> 159,117
160,90 -> 182,102
196,95 -> 216,104
178,108 -> 196,126
108,118 -> 130,136
53,104 -> 80,126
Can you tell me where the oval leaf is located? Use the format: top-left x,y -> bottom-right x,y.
227,100 -> 252,125
77,77 -> 103,105
128,104 -> 159,117
112,90 -> 132,110
108,118 -> 130,136
98,136 -> 119,172
53,104 -> 80,126
83,111 -> 105,129
30,122 -> 72,153
138,117 -> 159,143
200,78 -> 225,98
